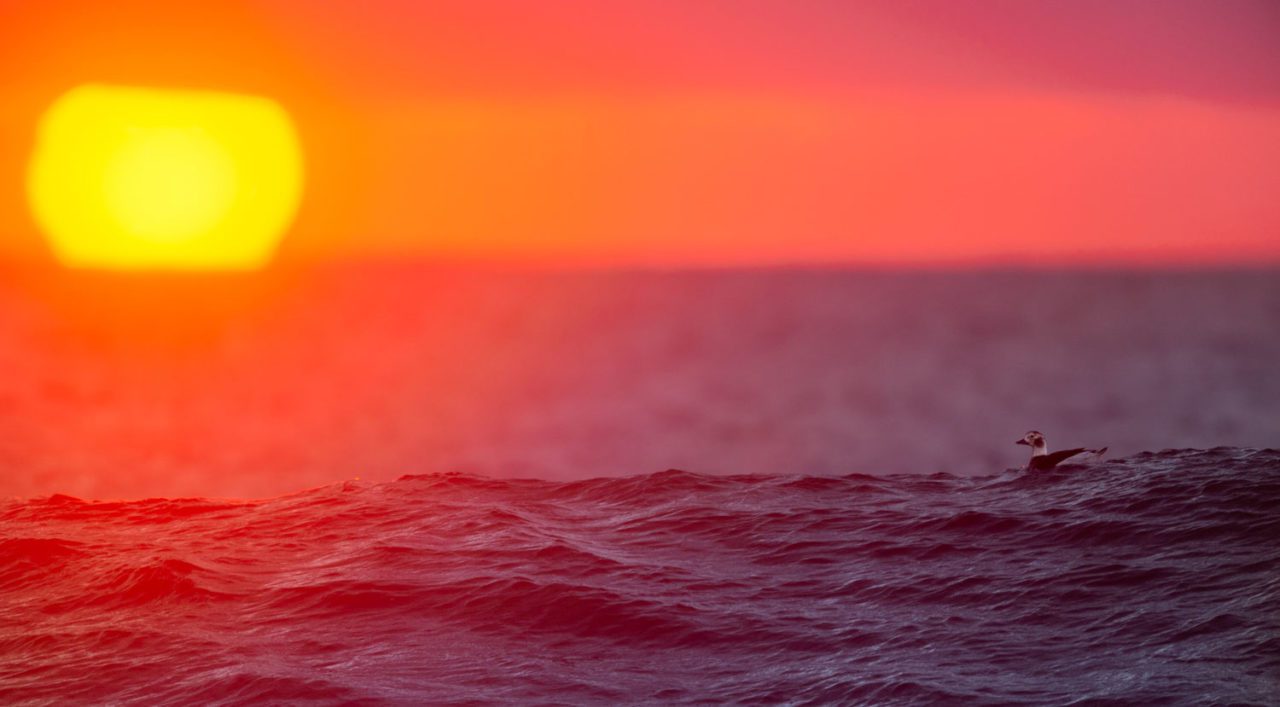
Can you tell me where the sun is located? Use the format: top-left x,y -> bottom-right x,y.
27,84 -> 303,271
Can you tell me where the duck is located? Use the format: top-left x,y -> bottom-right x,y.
1016,430 -> 1107,471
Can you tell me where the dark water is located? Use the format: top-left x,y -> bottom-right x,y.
1,266 -> 1277,498
2,448 -> 1277,705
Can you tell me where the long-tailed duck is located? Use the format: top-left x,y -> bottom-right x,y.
1016,430 -> 1107,471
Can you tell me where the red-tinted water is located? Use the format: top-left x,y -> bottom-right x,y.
1,266 -> 1277,498
2,449 -> 1277,704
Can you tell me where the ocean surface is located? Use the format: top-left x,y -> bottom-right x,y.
2,448 -> 1277,705
1,266 -> 1277,498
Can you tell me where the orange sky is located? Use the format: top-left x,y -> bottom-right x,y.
2,0 -> 1278,267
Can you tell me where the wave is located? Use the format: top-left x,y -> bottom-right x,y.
2,448 -> 1277,705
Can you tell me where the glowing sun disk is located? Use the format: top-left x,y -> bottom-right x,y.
27,84 -> 303,271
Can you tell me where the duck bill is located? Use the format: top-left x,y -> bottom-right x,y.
1015,439 -> 1029,446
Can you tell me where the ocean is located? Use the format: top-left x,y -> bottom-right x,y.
2,449 -> 1277,704
1,266 -> 1277,704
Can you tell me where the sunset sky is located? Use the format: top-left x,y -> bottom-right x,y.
2,0 -> 1278,267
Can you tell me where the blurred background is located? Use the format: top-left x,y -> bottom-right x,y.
1,1 -> 1278,497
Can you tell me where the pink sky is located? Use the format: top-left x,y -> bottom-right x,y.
1,0 -> 1278,266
